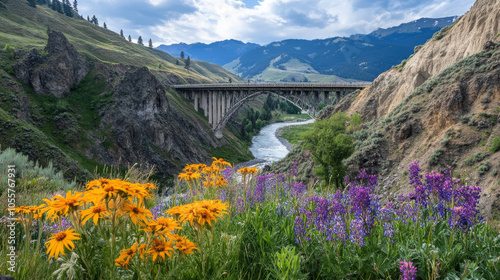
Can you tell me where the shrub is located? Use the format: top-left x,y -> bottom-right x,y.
490,137 -> 500,153
441,137 -> 450,147
428,148 -> 443,166
478,161 -> 491,176
2,44 -> 15,59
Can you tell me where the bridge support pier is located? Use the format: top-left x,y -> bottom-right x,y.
194,92 -> 198,111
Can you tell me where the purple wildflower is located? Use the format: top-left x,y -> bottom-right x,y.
399,260 -> 417,280
294,215 -> 311,244
349,216 -> 366,247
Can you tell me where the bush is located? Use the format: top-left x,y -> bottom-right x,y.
2,44 -> 15,59
0,146 -> 75,194
478,161 -> 491,176
441,137 -> 450,147
490,137 -> 500,153
428,148 -> 443,166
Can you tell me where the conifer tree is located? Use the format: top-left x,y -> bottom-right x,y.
137,36 -> 143,46
120,29 -> 124,38
28,0 -> 37,7
148,39 -> 153,49
36,0 -> 47,5
103,22 -> 107,29
56,0 -> 63,13
128,35 -> 132,42
185,56 -> 191,71
180,51 -> 185,59
91,15 -> 98,25
176,60 -> 179,65
87,15 -> 90,22
62,0 -> 72,17
72,0 -> 77,13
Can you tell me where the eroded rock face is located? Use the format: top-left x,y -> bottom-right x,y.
13,31 -> 89,98
348,0 -> 500,120
98,67 -> 216,177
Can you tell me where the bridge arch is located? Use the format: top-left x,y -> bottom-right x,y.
213,90 -> 314,138
173,83 -> 369,138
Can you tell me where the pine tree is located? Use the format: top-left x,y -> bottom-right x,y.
62,0 -> 72,17
120,29 -> 124,38
28,0 -> 37,7
175,60 -> 179,66
103,22 -> 107,29
87,15 -> 90,22
185,56 -> 191,71
128,35 -> 132,42
91,15 -> 98,25
137,36 -> 143,46
55,0 -> 63,13
148,39 -> 153,49
72,0 -> 77,13
180,51 -> 185,59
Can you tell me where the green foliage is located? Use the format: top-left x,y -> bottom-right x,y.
490,137 -> 500,153
304,112 -> 355,187
2,44 -> 15,59
318,102 -> 326,111
0,146 -> 75,194
428,148 -> 444,166
184,56 -> 191,70
279,123 -> 314,145
478,161 -> 491,176
441,137 -> 450,147
271,246 -> 307,280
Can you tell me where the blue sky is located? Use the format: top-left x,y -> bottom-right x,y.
79,0 -> 475,46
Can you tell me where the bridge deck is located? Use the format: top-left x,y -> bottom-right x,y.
173,82 -> 370,91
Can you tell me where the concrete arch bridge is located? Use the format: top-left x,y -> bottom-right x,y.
173,83 -> 369,138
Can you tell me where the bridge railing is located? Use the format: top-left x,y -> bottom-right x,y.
172,82 -> 371,89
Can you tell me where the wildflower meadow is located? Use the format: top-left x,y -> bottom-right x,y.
1,156 -> 499,279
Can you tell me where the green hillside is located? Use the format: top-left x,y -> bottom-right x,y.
0,0 -> 251,185
0,0 -> 242,83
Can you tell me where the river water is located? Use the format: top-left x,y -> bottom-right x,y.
248,119 -> 315,167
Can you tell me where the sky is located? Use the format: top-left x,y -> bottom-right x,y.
79,0 -> 476,46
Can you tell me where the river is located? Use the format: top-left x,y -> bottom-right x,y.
246,119 -> 315,168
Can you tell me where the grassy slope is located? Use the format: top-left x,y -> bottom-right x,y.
0,0 -> 243,84
0,0 -> 251,181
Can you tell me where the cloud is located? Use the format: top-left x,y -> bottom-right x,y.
79,0 -> 475,46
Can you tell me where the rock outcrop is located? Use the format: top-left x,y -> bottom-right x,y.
332,0 -> 500,218
348,0 -> 500,120
13,31 -> 89,98
96,66 -> 217,177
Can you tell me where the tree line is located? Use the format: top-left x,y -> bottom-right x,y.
27,0 -> 155,49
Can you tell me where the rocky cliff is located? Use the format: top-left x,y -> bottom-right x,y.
348,0 -> 500,120
13,31 -> 89,98
333,0 -> 500,219
96,66 -> 217,176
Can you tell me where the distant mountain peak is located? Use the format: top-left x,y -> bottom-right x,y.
156,40 -> 260,65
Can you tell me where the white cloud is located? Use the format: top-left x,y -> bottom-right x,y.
79,0 -> 475,46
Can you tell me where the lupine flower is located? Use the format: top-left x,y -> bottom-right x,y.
399,260 -> 417,280
349,216 -> 366,247
294,215 -> 311,244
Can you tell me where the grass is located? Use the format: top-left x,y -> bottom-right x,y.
0,1 -> 242,84
278,123 -> 314,145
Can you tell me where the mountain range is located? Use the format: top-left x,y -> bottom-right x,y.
157,17 -> 457,82
156,40 -> 260,66
226,17 -> 458,81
